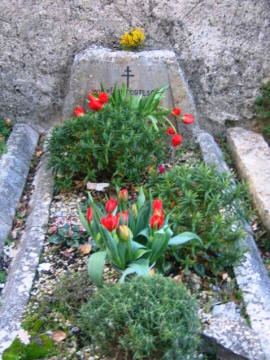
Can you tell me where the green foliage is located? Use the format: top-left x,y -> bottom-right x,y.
148,163 -> 248,276
3,335 -> 55,360
0,117 -> 12,157
255,81 -> 270,121
78,275 -> 200,360
48,223 -> 88,248
0,270 -> 7,283
47,85 -> 174,191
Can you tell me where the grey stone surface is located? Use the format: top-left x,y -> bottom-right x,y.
201,302 -> 265,360
0,124 -> 39,254
0,0 -> 269,133
197,130 -> 270,360
63,47 -> 197,140
227,127 -> 270,231
0,147 -> 53,356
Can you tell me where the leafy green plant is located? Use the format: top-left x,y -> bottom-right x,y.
3,335 -> 55,360
148,163 -> 248,276
79,188 -> 201,285
47,85 -> 180,191
255,81 -> 270,137
48,223 -> 88,248
0,117 -> 12,157
78,275 -> 200,360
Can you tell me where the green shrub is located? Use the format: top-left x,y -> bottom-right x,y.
47,86 -> 174,191
255,81 -> 270,137
148,163 -> 248,276
0,117 -> 12,157
78,275 -> 200,360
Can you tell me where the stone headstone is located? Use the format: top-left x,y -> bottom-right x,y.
63,47 -> 197,137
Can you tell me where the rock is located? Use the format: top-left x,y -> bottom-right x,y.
227,127 -> 270,231
201,302 -> 265,360
0,1 -> 269,133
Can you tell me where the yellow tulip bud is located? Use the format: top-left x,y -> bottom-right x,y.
118,225 -> 132,242
132,204 -> 138,219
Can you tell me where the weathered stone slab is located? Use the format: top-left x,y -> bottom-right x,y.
0,124 -> 39,254
63,47 -> 198,139
227,127 -> 270,232
197,130 -> 270,360
0,146 -> 53,356
201,302 -> 265,360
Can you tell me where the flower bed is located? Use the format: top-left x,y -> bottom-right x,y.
2,86 -> 250,360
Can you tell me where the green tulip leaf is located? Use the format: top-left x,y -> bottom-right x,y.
168,232 -> 202,246
119,258 -> 150,283
88,251 -> 106,287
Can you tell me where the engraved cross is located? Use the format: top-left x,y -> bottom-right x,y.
121,66 -> 134,89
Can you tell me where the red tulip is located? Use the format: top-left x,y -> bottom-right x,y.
171,107 -> 181,116
158,165 -> 166,174
101,214 -> 118,232
150,214 -> 164,229
89,98 -> 103,111
86,207 -> 93,223
116,211 -> 129,225
74,107 -> 85,117
105,199 -> 118,213
166,127 -> 175,135
152,199 -> 163,216
182,114 -> 194,125
171,134 -> 182,147
118,189 -> 128,202
98,92 -> 109,104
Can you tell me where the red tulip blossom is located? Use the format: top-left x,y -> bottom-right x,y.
98,92 -> 109,104
171,107 -> 181,116
152,199 -> 163,216
118,189 -> 128,202
89,99 -> 103,111
158,165 -> 166,174
166,127 -> 175,135
171,134 -> 182,147
182,114 -> 194,125
86,207 -> 93,223
74,107 -> 85,117
150,214 -> 164,229
116,211 -> 129,225
105,199 -> 118,213
101,214 -> 118,232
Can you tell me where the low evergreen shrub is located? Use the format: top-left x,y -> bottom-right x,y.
78,275 -> 200,360
148,163 -> 249,276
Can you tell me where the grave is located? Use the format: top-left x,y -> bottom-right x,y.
63,47 -> 199,139
1,47 -> 270,360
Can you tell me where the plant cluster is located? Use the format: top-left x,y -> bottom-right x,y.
255,80 -> 270,137
47,85 -> 182,191
120,28 -> 145,50
148,163 -> 248,276
0,117 -> 12,157
79,188 -> 201,285
48,222 -> 88,248
78,275 -> 200,360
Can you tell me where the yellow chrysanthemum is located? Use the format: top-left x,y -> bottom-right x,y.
120,28 -> 145,50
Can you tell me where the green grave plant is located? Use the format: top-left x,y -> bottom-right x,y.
47,84 -> 180,192
78,275 -> 200,360
0,117 -> 12,157
255,80 -> 270,137
148,163 -> 249,276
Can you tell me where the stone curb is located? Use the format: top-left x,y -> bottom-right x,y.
0,123 -> 39,255
0,148 -> 53,356
197,130 -> 270,360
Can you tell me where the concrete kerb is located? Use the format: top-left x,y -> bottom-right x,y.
197,130 -> 270,360
0,123 -> 39,255
0,144 -> 53,356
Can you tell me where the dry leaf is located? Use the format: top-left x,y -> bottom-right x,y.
51,330 -> 67,342
60,250 -> 73,258
80,243 -> 92,255
17,328 -> 30,345
35,150 -> 43,157
86,182 -> 110,192
149,268 -> 155,276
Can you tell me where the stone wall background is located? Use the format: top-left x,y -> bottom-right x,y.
0,0 -> 269,134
